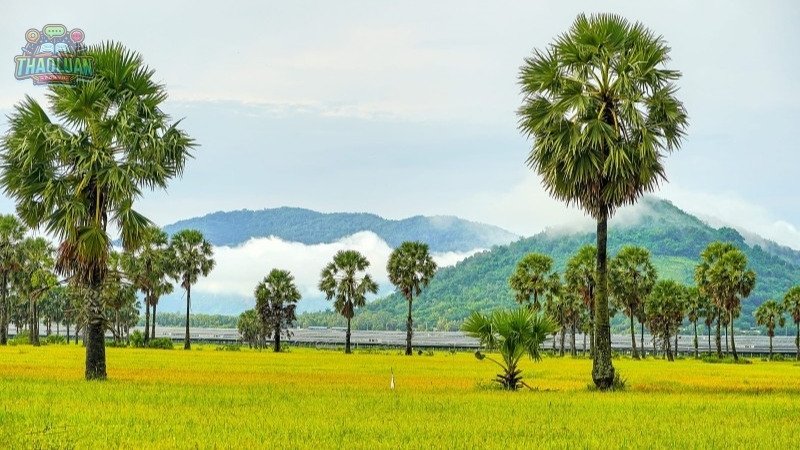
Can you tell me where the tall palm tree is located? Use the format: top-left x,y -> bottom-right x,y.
255,269 -> 301,352
462,308 -> 556,390
695,242 -> 755,361
122,226 -> 173,342
783,286 -> 800,361
169,229 -> 215,350
518,13 -> 688,389
685,286 -> 707,358
509,253 -> 556,311
565,245 -> 596,355
102,251 -> 137,344
387,241 -> 437,355
16,237 -> 57,345
319,250 -> 378,354
754,300 -> 785,360
0,42 -> 194,379
609,246 -> 657,360
0,214 -> 26,345
645,280 -> 686,362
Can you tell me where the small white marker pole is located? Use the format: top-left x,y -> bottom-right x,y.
390,368 -> 395,390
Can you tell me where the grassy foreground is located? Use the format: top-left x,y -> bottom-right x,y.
1,345 -> 799,449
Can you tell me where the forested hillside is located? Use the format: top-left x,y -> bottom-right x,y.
163,207 -> 518,252
299,199 -> 800,331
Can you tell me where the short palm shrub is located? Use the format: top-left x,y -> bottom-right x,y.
462,308 -> 556,390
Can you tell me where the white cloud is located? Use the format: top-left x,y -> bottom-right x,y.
193,231 -> 481,300
453,172 -> 592,237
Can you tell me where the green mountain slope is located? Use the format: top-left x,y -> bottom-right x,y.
299,198 -> 800,330
162,207 -> 518,252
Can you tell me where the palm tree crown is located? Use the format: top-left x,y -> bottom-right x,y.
518,13 -> 688,218
509,253 -> 555,310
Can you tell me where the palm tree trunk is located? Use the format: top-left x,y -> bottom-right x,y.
707,323 -> 711,352
85,287 -> 107,380
715,313 -> 722,358
405,295 -> 413,356
0,273 -> 7,345
583,332 -> 587,355
345,316 -> 352,354
768,333 -> 773,360
144,300 -> 150,344
796,324 -> 799,361
693,321 -> 698,358
274,327 -> 281,353
729,310 -> 738,361
571,323 -> 577,357
674,330 -> 678,357
592,209 -> 615,389
725,321 -> 729,354
640,321 -> 645,357
666,334 -> 674,362
184,283 -> 191,350
151,303 -> 157,339
589,310 -> 595,357
559,326 -> 566,357
629,314 -> 639,359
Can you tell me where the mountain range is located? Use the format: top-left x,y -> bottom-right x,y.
162,207 -> 518,252
297,198 -> 800,330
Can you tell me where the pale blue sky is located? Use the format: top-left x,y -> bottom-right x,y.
2,1 -> 799,247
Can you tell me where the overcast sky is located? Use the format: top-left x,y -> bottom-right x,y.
2,1 -> 799,248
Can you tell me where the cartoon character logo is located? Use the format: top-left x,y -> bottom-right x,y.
14,24 -> 94,85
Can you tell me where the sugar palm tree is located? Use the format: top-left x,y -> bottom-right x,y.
169,229 -> 215,350
684,286 -> 707,358
122,226 -> 173,342
387,241 -> 437,355
319,250 -> 378,354
645,280 -> 686,362
609,246 -> 656,359
695,242 -> 755,361
783,286 -> 800,361
754,300 -> 785,360
462,308 -> 556,390
565,245 -> 596,355
16,237 -> 57,345
509,253 -> 556,311
255,269 -> 301,352
518,13 -> 688,388
0,42 -> 194,379
0,214 -> 26,345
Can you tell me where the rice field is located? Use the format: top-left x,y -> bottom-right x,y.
1,344 -> 799,449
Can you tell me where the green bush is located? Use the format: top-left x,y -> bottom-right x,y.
129,330 -> 145,348
43,335 -> 66,345
9,331 -> 30,345
147,338 -> 174,350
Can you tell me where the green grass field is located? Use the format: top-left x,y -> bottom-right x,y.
1,345 -> 799,449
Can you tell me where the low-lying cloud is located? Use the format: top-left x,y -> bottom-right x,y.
193,231 -> 483,301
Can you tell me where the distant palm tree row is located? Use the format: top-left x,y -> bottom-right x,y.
239,242 -> 437,355
0,215 -> 215,352
505,241 -> 800,362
